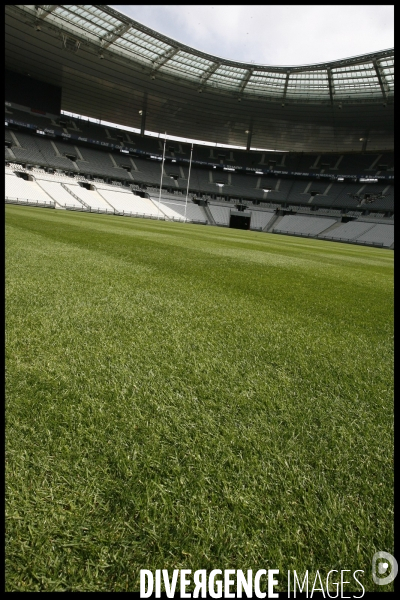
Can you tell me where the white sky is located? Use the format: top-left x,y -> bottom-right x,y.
110,5 -> 393,66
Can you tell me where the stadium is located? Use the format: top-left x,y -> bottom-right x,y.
5,4 -> 394,593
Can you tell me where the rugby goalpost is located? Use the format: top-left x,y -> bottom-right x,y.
157,134 -> 193,223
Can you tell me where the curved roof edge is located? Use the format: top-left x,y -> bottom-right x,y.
15,5 -> 394,103
105,6 -> 393,71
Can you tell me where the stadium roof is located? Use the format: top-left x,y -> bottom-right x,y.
5,4 -> 394,152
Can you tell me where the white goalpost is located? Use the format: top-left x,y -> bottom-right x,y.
184,143 -> 193,222
157,133 -> 167,220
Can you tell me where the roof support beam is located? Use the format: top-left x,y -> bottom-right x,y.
373,60 -> 389,101
238,69 -> 253,94
100,22 -> 131,49
151,47 -> 179,75
327,68 -> 334,105
35,5 -> 57,20
281,72 -> 290,104
361,131 -> 369,153
140,92 -> 148,137
199,62 -> 221,86
246,118 -> 253,152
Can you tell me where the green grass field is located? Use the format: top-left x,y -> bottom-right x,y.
6,205 -> 394,592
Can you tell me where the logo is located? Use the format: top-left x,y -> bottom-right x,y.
372,551 -> 398,585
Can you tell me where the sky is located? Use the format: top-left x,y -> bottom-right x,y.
110,5 -> 393,66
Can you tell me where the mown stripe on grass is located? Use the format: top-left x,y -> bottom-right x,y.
6,205 -> 393,591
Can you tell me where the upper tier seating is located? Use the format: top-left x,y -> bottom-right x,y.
6,107 -> 393,175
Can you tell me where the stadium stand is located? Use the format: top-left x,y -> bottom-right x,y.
274,215 -> 336,236
318,221 -> 376,242
364,212 -> 385,219
355,224 -> 394,247
5,171 -> 54,205
7,105 -> 394,176
5,128 -> 394,210
5,135 -> 395,242
36,179 -> 85,209
95,184 -> 166,217
208,204 -> 231,225
249,210 -> 276,230
10,131 -> 48,166
314,208 -> 342,216
154,198 -> 207,223
63,183 -> 114,211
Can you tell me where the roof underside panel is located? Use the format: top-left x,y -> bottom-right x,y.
6,5 -> 394,152
162,52 -> 214,80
